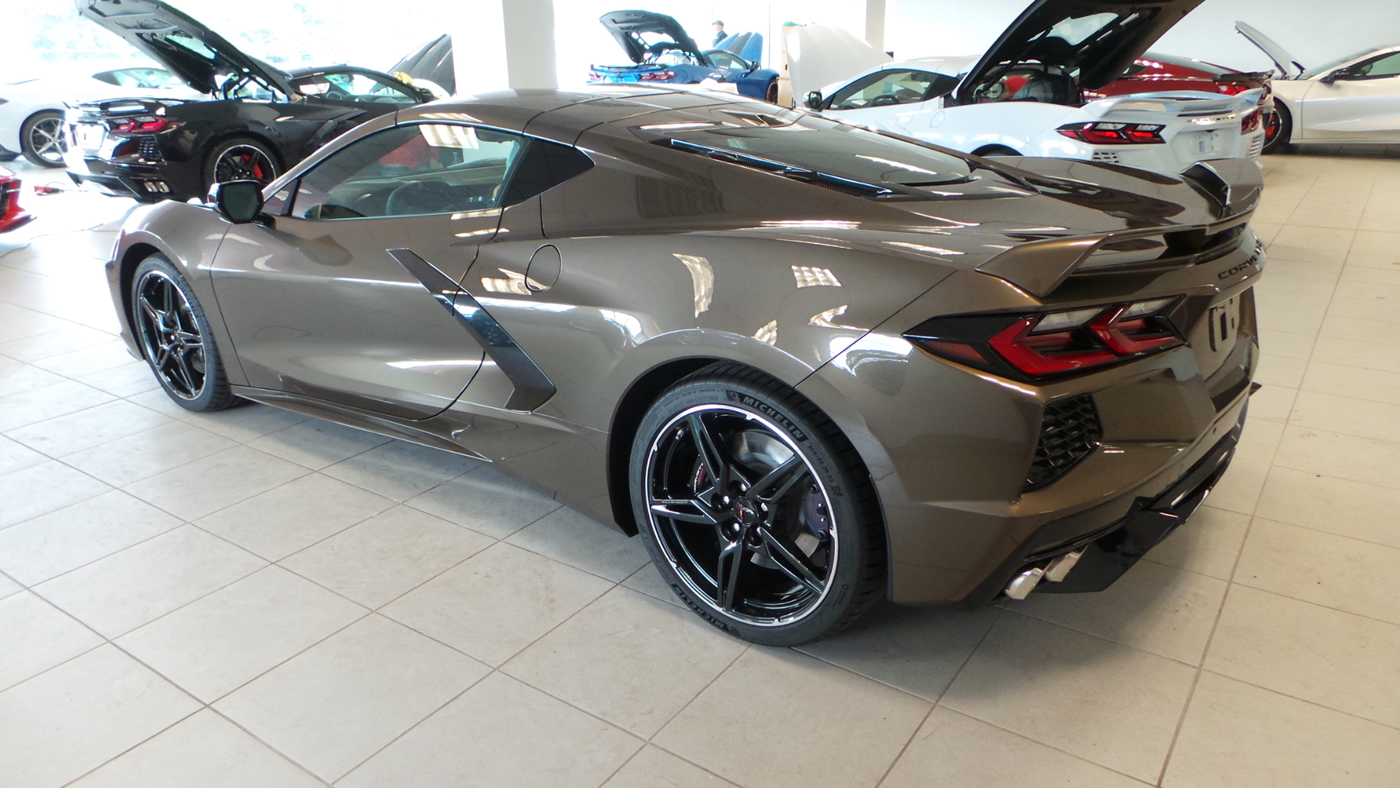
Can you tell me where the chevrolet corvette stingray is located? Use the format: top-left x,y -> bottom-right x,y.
106,87 -> 1264,644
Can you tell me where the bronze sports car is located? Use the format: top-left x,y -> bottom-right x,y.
105,87 -> 1264,645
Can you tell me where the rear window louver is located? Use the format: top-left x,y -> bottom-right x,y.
656,138 -> 896,198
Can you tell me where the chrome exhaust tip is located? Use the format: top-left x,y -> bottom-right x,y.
1003,549 -> 1085,600
1004,567 -> 1044,600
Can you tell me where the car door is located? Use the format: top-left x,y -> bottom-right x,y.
1300,52 -> 1400,143
210,122 -> 530,419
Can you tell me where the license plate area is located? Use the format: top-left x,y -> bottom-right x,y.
1190,131 -> 1221,155
1208,296 -> 1240,354
75,124 -> 106,152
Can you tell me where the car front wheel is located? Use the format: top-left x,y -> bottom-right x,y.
630,364 -> 885,646
131,255 -> 240,412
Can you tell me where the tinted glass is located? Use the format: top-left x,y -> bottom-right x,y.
829,70 -> 954,109
500,140 -> 594,206
666,113 -> 971,186
708,52 -> 746,71
1356,52 -> 1400,78
292,71 -> 418,104
293,124 -> 528,220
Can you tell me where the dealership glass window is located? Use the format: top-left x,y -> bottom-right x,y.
827,70 -> 953,110
291,124 -> 528,220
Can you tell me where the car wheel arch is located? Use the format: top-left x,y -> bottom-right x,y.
203,130 -> 286,174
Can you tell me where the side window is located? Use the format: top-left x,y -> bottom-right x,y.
1353,53 -> 1400,79
707,52 -> 747,71
294,71 -> 419,104
828,70 -> 943,110
292,124 -> 529,220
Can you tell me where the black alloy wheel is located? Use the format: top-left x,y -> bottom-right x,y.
205,138 -> 279,196
765,80 -> 780,104
21,111 -> 67,167
1262,104 -> 1292,154
632,364 -> 884,645
131,255 -> 239,411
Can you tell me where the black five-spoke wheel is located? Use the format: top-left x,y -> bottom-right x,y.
135,268 -> 206,400
633,364 -> 884,645
647,405 -> 837,622
131,255 -> 239,412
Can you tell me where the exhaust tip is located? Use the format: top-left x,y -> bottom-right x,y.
1004,567 -> 1044,600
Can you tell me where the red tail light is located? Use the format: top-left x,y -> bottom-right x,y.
905,298 -> 1183,380
1216,83 -> 1248,95
640,71 -> 676,81
108,116 -> 178,135
1057,122 -> 1165,145
1241,110 -> 1261,134
588,70 -> 604,81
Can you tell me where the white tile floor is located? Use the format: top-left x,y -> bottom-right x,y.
2,149 -> 1400,787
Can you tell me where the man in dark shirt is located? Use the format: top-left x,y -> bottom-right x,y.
713,21 -> 728,47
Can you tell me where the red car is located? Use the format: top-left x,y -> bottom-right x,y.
1087,52 -> 1279,145
0,166 -> 33,233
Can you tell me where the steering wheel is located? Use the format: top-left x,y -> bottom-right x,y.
869,94 -> 901,107
325,89 -> 348,100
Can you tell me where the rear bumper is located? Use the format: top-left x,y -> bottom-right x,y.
967,401 -> 1243,606
65,156 -> 177,202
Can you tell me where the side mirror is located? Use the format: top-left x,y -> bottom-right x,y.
210,180 -> 265,224
1321,68 -> 1353,84
805,91 -> 824,110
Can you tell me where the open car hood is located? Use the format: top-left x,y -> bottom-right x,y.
75,0 -> 292,96
713,31 -> 764,66
390,34 -> 455,95
599,10 -> 705,65
955,0 -> 1205,103
1235,22 -> 1302,79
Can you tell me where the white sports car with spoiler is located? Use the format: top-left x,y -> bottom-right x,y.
803,0 -> 1266,174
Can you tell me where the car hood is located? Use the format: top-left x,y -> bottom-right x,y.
75,0 -> 292,96
712,31 -> 764,66
600,10 -> 706,65
1235,22 -> 1302,79
956,0 -> 1206,103
390,34 -> 455,95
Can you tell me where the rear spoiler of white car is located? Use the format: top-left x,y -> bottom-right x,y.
1082,89 -> 1266,119
976,159 -> 1264,297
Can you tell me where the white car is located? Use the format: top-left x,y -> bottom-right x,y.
803,0 -> 1266,175
1237,22 -> 1400,152
0,65 -> 197,167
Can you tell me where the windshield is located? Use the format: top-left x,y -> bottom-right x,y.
1300,48 -> 1378,79
663,113 -> 973,188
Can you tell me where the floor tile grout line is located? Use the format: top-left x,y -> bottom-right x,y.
874,605 -> 1006,788
1153,464 -> 1268,786
1194,666 -> 1400,734
919,705 -> 1159,787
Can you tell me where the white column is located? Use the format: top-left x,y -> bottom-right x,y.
451,0 -> 558,95
864,0 -> 886,55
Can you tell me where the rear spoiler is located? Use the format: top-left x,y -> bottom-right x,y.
1215,71 -> 1273,82
976,160 -> 1263,298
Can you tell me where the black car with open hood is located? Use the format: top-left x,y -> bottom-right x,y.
954,0 -> 1207,105
64,0 -> 432,203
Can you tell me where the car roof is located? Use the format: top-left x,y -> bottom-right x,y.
395,86 -> 745,138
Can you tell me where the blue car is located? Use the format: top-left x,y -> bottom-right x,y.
590,10 -> 780,103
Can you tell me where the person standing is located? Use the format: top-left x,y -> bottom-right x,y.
712,20 -> 728,46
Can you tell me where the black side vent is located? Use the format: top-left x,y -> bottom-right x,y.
1025,395 -> 1102,491
138,135 -> 161,160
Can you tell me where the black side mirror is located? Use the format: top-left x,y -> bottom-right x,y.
211,180 -> 264,224
805,91 -> 824,110
1321,68 -> 1354,84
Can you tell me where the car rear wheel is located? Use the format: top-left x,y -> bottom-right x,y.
204,137 -> 279,198
765,80 -> 779,104
21,111 -> 67,168
1263,104 -> 1292,154
630,363 -> 885,646
132,255 -> 240,412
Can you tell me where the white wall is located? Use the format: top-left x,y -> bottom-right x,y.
887,0 -> 1400,74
